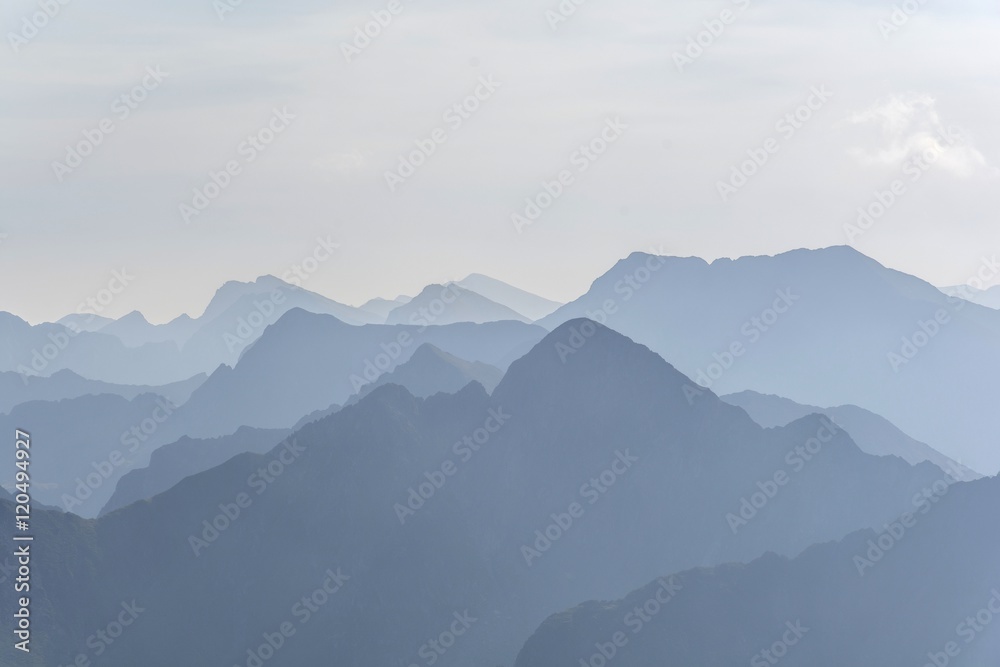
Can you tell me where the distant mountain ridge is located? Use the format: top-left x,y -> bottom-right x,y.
454,274 -> 562,321
349,342 -> 504,403
386,283 -> 530,325
540,246 -> 1000,473
722,390 -> 980,481
0,368 -> 206,415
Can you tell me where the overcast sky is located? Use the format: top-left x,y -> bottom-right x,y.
2,0 -> 998,323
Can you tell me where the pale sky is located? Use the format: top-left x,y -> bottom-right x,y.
1,0 -> 999,323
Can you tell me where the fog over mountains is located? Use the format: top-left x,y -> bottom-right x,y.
1,249 -> 996,666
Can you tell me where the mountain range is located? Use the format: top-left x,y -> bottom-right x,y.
540,246 -> 1000,473
0,320 -> 955,666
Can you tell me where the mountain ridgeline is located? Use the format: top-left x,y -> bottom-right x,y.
0,320 -> 956,666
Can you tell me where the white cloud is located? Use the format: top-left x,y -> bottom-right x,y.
845,93 -> 992,177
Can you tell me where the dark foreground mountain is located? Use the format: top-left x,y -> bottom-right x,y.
0,320 -> 950,666
722,390 -> 980,481
514,472 -> 1000,666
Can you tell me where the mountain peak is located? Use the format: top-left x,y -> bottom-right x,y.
386,283 -> 529,325
118,310 -> 150,324
494,318 -> 716,413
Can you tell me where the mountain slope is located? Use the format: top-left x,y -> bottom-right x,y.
358,296 -> 411,321
156,309 -> 545,439
455,274 -> 562,321
100,426 -> 290,516
940,283 -> 1000,309
0,368 -> 206,415
722,389 -> 980,481
0,393 -> 181,516
540,246 -> 1000,473
514,473 -> 1000,667
349,342 -> 504,403
0,311 -> 190,385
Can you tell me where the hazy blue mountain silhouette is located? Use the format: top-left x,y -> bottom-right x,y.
514,473 -> 1000,666
358,295 -> 411,321
454,274 -> 562,321
722,389 -> 980,481
0,368 -> 205,415
940,284 -> 1000,309
0,393 -> 182,516
4,276 -> 384,385
96,310 -> 200,347
0,311 -> 188,385
348,342 -> 504,404
540,246 -> 1000,473
100,426 -> 290,516
155,309 -> 546,439
0,320 -> 950,666
386,284 -> 530,325
56,313 -> 114,332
